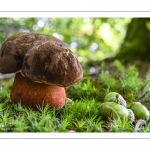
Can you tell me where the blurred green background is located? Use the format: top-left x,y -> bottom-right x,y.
1,17 -> 150,75
0,18 -> 130,61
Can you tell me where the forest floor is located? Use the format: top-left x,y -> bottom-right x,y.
0,59 -> 150,132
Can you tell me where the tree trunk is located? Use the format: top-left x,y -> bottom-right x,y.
115,18 -> 150,62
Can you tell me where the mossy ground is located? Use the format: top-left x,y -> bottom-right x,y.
0,59 -> 150,132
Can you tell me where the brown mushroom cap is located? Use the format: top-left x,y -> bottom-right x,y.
0,32 -> 82,87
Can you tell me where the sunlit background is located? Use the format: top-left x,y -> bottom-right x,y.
0,18 -> 132,77
0,18 -> 131,61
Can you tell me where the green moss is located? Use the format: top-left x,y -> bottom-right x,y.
0,61 -> 150,132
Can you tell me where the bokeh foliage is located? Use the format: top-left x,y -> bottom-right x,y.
0,18 -> 131,64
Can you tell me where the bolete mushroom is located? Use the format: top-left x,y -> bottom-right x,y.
0,32 -> 83,110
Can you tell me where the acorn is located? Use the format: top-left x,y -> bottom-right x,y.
130,102 -> 149,121
98,102 -> 129,121
127,109 -> 135,123
104,92 -> 126,107
134,119 -> 147,132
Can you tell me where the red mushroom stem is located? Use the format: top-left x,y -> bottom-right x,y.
10,72 -> 66,110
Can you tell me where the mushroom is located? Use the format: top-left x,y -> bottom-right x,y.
0,32 -> 83,110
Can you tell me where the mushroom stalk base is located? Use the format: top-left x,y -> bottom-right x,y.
10,73 -> 66,110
